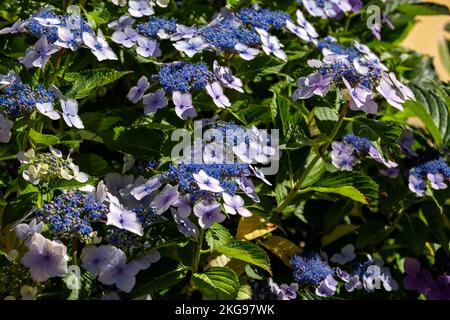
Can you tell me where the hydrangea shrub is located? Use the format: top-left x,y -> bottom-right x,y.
0,0 -> 449,300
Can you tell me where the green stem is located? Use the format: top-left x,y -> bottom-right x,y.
276,102 -> 350,213
0,155 -> 19,161
186,229 -> 205,298
344,14 -> 353,32
192,229 -> 205,274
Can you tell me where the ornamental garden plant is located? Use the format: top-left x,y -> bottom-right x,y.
0,0 -> 449,300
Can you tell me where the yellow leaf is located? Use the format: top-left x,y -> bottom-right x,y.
259,236 -> 300,267
237,284 -> 252,300
235,215 -> 278,241
321,224 -> 359,247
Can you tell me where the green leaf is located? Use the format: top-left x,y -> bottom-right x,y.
235,54 -> 286,79
322,224 -> 359,247
355,221 -> 390,249
205,223 -> 232,250
300,151 -> 326,188
237,283 -> 253,300
65,69 -> 132,99
64,270 -> 94,300
192,267 -> 239,300
352,118 -> 402,144
228,101 -> 247,124
29,128 -> 60,146
226,0 -> 246,9
102,126 -> 166,159
52,178 -> 95,191
422,205 -> 449,253
74,153 -> 110,176
3,193 -> 38,225
438,37 -> 450,75
405,85 -> 450,145
308,186 -> 367,204
400,216 -> 432,256
314,106 -> 338,136
278,96 -> 309,138
132,266 -> 189,297
216,240 -> 271,273
313,172 -> 379,208
244,264 -> 264,280
397,2 -> 450,16
324,199 -> 355,231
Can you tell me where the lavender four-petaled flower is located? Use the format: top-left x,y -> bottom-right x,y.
61,99 -> 84,129
205,81 -> 231,108
127,76 -> 150,103
54,27 -> 77,51
128,0 -> 155,17
222,193 -> 252,217
82,30 -> 118,61
21,234 -> 68,282
234,42 -> 259,61
136,36 -> 161,57
292,72 -> 333,100
213,61 -> 243,93
130,175 -> 161,200
427,173 -> 447,190
172,91 -> 197,119
173,36 -> 208,57
330,244 -> 356,265
172,195 -> 191,217
256,28 -> 287,61
342,78 -> 378,115
277,283 -> 299,300
403,257 -> 433,295
143,89 -> 168,114
107,199 -> 144,236
98,247 -> 139,293
0,20 -> 26,34
150,184 -> 179,215
112,27 -> 139,48
408,175 -> 426,197
193,200 -> 225,229
331,141 -> 356,171
81,245 -> 117,277
108,14 -> 135,31
236,177 -> 260,203
21,37 -> 60,69
131,251 -> 161,270
315,275 -> 338,297
193,170 -> 224,193
15,219 -> 44,244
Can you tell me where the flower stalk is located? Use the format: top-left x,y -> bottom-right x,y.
276,102 -> 350,213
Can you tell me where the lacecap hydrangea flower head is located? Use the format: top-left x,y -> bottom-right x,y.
290,244 -> 398,297
17,147 -> 88,185
299,0 -> 363,19
125,121 -> 278,232
127,60 -> 246,118
0,7 -> 117,66
331,134 -> 397,171
292,37 -> 415,114
170,5 -> 318,60
0,70 -> 84,131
